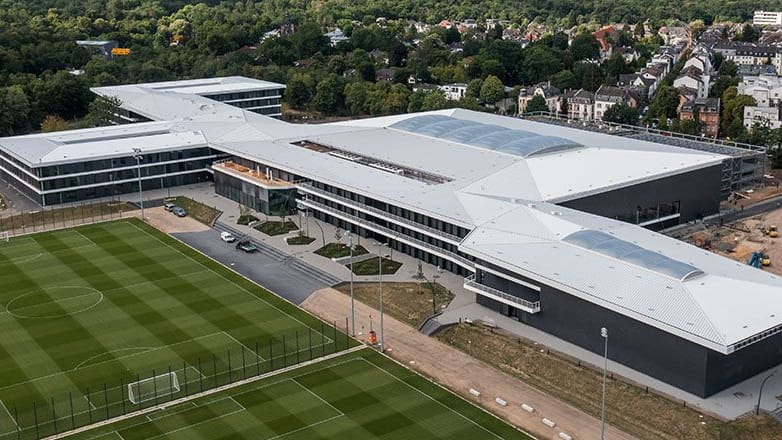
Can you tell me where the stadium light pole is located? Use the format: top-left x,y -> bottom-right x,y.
600,327 -> 608,440
345,230 -> 356,337
377,241 -> 387,352
757,371 -> 776,415
132,148 -> 144,219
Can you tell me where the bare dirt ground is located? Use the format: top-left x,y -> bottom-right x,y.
142,207 -> 210,234
685,207 -> 782,275
301,287 -> 637,440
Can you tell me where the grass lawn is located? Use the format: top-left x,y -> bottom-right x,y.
237,214 -> 259,225
170,196 -> 221,225
436,324 -> 782,440
348,257 -> 402,275
67,349 -> 527,440
335,282 -> 454,327
287,235 -> 316,245
314,242 -> 368,259
0,219 -> 353,439
254,220 -> 298,236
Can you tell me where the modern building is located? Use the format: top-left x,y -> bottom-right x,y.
1,77 -> 779,399
754,11 -> 782,26
439,83 -> 468,101
93,76 -> 286,121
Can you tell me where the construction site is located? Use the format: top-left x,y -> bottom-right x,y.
679,178 -> 782,275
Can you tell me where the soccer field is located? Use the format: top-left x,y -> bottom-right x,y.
68,349 -> 528,440
0,220 -> 351,439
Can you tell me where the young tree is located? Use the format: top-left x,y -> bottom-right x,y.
421,91 -> 447,111
84,95 -> 122,127
602,102 -> 640,125
525,94 -> 549,114
466,78 -> 483,99
41,115 -> 69,132
479,75 -> 504,105
344,81 -> 369,115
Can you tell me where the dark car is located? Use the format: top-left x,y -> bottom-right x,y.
236,239 -> 258,253
172,207 -> 187,217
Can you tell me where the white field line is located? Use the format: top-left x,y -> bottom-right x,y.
73,348 -> 156,371
289,378 -> 344,416
74,230 -> 99,247
43,346 -> 367,440
114,430 -> 125,439
264,414 -> 345,440
0,332 -> 227,393
222,331 -> 261,361
228,396 -> 246,411
357,357 -> 505,440
83,394 -> 98,410
145,401 -> 198,421
144,408 -> 245,440
123,221 -> 335,343
0,398 -> 18,431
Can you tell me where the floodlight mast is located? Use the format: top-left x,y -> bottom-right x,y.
132,148 -> 144,219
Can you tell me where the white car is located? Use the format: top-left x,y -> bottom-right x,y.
220,232 -> 236,243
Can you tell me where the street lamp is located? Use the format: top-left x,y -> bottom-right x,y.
345,230 -> 356,337
757,371 -> 776,415
376,241 -> 387,352
131,148 -> 144,219
600,327 -> 608,440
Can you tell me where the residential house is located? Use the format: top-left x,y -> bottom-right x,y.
324,28 -> 349,46
614,46 -> 640,63
658,26 -> 688,45
753,11 -> 782,26
517,83 -> 563,114
567,89 -> 595,121
375,68 -> 395,82
594,85 -> 636,120
744,105 -> 782,129
439,83 -> 468,100
679,98 -> 721,137
673,72 -> 709,99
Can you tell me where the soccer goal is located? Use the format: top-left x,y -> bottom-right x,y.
128,372 -> 180,405
0,231 -> 9,243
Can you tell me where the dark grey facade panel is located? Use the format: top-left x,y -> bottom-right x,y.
560,164 -> 723,226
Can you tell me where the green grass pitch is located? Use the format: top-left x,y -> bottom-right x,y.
68,349 -> 528,439
0,219 -> 525,439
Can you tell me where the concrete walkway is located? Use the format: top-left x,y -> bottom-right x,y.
135,183 -> 782,420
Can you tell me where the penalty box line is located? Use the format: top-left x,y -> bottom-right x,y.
44,345 -> 367,440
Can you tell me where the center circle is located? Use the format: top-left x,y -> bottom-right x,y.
6,286 -> 104,319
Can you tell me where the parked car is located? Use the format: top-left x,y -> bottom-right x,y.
236,239 -> 258,253
220,231 -> 236,242
172,207 -> 187,217
164,202 -> 176,212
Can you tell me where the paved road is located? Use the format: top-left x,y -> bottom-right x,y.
173,228 -> 338,305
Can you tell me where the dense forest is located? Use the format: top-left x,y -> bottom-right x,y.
0,0 -> 775,137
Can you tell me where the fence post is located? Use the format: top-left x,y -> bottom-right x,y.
183,361 -> 188,397
13,406 -> 20,440
136,374 -> 141,410
168,365 -> 174,402
255,341 -> 260,376
120,378 -> 126,415
103,383 -> 109,420
333,321 -> 337,353
68,392 -> 74,429
87,387 -> 93,423
212,354 -> 218,388
152,369 -> 158,406
295,331 -> 300,364
345,317 -> 350,348
51,397 -> 57,435
198,357 -> 203,392
241,345 -> 246,379
282,335 -> 287,367
269,338 -> 274,371
33,401 -> 39,440
227,349 -> 232,383
321,322 -> 325,357
309,328 -> 313,361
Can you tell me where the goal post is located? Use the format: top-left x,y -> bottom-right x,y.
0,231 -> 8,242
128,372 -> 180,405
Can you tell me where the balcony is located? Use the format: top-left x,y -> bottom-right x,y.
297,183 -> 463,244
297,198 -> 474,270
212,161 -> 296,189
464,275 -> 541,314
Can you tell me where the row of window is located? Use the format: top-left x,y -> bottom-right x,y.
41,159 -> 213,191
38,148 -> 215,178
203,89 -> 283,102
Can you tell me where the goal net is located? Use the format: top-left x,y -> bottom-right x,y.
0,231 -> 8,242
128,372 -> 180,405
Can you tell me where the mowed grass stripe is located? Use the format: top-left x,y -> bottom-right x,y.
0,250 -> 110,402
77,224 -> 268,356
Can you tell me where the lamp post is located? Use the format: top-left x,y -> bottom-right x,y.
346,230 -> 356,337
377,241 -> 387,352
131,148 -> 144,219
757,372 -> 776,415
600,327 -> 608,440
